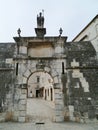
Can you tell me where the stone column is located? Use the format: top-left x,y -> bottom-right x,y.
68,105 -> 75,121
5,91 -> 13,121
54,83 -> 64,122
18,88 -> 27,122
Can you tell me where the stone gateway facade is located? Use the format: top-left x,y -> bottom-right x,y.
0,13 -> 98,123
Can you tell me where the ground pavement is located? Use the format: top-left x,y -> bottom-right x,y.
0,98 -> 98,130
26,98 -> 55,122
0,122 -> 98,130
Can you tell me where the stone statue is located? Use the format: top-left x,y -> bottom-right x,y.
37,12 -> 44,28
17,28 -> 21,37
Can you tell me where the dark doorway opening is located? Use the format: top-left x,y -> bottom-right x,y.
36,90 -> 39,97
50,88 -> 53,101
45,89 -> 46,100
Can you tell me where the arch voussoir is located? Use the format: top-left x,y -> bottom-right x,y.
29,67 -> 37,73
22,76 -> 27,84
44,66 -> 51,73
23,69 -> 31,78
53,76 -> 59,84
50,69 -> 59,77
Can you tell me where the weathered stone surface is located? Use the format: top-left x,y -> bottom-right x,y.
19,99 -> 26,105
54,83 -> 61,89
6,94 -> 12,99
71,59 -> 79,67
20,94 -> 26,99
55,116 -> 64,122
44,66 -> 50,72
6,58 -> 13,64
18,116 -> 25,122
21,89 -> 27,94
0,113 -> 5,122
65,41 -> 97,120
23,70 -> 31,78
22,77 -> 27,84
30,67 -> 37,73
55,104 -> 64,110
19,104 -> 26,111
19,111 -> 26,116
51,70 -> 58,77
54,93 -> 63,99
55,110 -> 63,116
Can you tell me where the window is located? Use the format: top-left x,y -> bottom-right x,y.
62,62 -> 65,74
37,76 -> 40,83
16,63 -> 18,76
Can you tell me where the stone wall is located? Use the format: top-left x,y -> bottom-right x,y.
0,40 -> 97,123
0,43 -> 15,121
64,41 -> 98,122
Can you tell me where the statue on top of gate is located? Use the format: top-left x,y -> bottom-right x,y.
37,11 -> 44,28
35,10 -> 46,37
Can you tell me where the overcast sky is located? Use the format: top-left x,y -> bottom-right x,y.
0,0 -> 98,42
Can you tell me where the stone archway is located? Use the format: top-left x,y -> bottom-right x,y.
18,65 -> 64,122
27,71 -> 54,99
22,66 -> 59,85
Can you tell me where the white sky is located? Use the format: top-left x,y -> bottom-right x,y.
0,0 -> 98,42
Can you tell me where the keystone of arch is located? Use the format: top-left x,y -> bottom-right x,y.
44,66 -> 51,73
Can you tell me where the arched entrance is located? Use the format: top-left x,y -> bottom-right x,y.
26,71 -> 55,122
16,63 -> 64,123
27,71 -> 54,100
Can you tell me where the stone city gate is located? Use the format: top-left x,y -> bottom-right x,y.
0,12 -> 67,122
11,12 -> 67,122
0,12 -> 97,123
